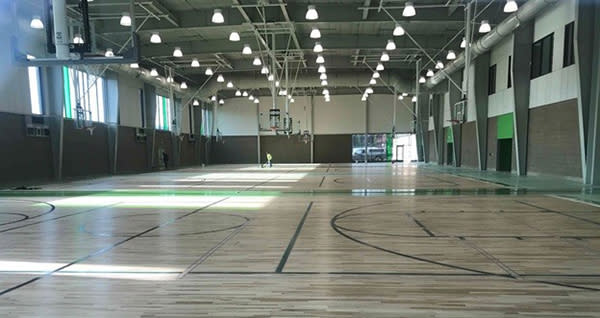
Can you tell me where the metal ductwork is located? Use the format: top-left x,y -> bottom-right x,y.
427,0 -> 558,87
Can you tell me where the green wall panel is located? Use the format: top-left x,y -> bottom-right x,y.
497,113 -> 514,140
446,126 -> 453,143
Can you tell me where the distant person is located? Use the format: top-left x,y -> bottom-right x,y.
266,152 -> 273,168
162,151 -> 169,170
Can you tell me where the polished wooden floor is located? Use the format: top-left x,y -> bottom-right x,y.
1,164 -> 599,317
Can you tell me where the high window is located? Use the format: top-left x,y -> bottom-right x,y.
563,22 -> 575,67
507,56 -> 512,88
63,67 -> 105,122
488,64 -> 497,95
531,33 -> 554,79
155,95 -> 172,131
27,67 -> 43,115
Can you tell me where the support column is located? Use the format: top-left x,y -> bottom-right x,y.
473,53 -> 490,170
416,92 -> 430,162
512,22 -> 534,176
449,71 -> 462,167
431,93 -> 444,165
143,83 -> 156,170
192,104 -> 202,165
104,72 -> 119,174
576,0 -> 600,184
43,66 -> 65,180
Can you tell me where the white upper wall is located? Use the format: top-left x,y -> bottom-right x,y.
118,73 -> 144,127
530,0 -> 577,108
488,35 -> 515,117
216,97 -> 258,136
0,29 -> 33,115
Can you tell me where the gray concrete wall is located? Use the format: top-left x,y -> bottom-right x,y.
461,122 -> 478,168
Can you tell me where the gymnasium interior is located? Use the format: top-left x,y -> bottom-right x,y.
1,0 -> 600,316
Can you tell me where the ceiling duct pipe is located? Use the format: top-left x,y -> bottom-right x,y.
427,0 -> 558,88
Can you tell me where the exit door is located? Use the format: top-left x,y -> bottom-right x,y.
497,138 -> 512,172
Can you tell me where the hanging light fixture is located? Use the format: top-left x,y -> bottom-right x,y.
150,32 -> 161,43
252,56 -> 262,66
402,92 -> 408,96
362,95 -> 367,101
229,31 -> 240,42
268,74 -> 274,81
180,82 -> 188,89
369,78 -> 376,85
130,63 -> 139,69
460,37 -> 467,48
205,67 -> 214,75
150,68 -> 158,77
321,80 -> 328,86
318,65 -> 326,73
504,0 -> 519,13
412,96 -> 417,102
217,74 -> 225,82
403,2 -> 416,17
249,95 -> 254,101
120,12 -> 131,26
254,98 -> 259,104
316,55 -> 325,64
320,73 -> 327,80
313,42 -> 324,53
242,44 -> 252,55
104,48 -> 114,57
275,80 -> 280,87
166,76 -> 174,83
435,61 -> 444,69
393,24 -> 405,36
372,71 -> 380,79
376,63 -> 384,71
322,88 -> 330,95
190,59 -> 199,68
305,5 -> 319,20
212,9 -> 225,24
290,98 -> 295,103
219,99 -> 225,105
380,52 -> 390,62
386,40 -> 397,51
235,90 -> 241,96
193,99 -> 200,106
73,33 -> 84,44
426,69 -> 434,77
261,66 -> 269,74
226,81 -> 234,88
325,95 -> 331,102
211,95 -> 217,101
173,47 -> 183,57
310,28 -> 321,39
479,20 -> 491,33
365,87 -> 374,94
419,76 -> 426,83
30,16 -> 44,29
446,50 -> 456,60
243,91 -> 249,97
279,89 -> 287,96
398,95 -> 404,100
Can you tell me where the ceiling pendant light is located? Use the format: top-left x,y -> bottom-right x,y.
166,76 -> 174,83
242,44 -> 252,55
217,74 -> 224,82
386,40 -> 396,51
190,59 -> 200,68
229,31 -> 240,42
426,69 -> 434,77
361,95 -> 367,101
412,96 -> 417,102
173,47 -> 183,57
317,65 -> 326,73
268,74 -> 274,81
460,37 -> 466,48
205,67 -> 214,75
104,48 -> 114,57
316,55 -> 325,64
290,98 -> 295,103
261,66 -> 269,74
254,98 -> 259,104
376,63 -> 384,71
279,89 -> 287,96
403,2 -> 416,17
325,96 -> 331,102
180,82 -> 188,89
313,42 -> 324,53
219,99 -> 225,105
305,5 -> 319,20
446,50 -> 456,60
235,90 -> 241,96
479,20 -> 491,33
130,63 -> 139,69
73,33 -> 84,44
372,71 -> 380,79
249,95 -> 254,101
310,27 -> 321,39
380,52 -> 390,62
398,95 -> 404,100
402,92 -> 408,96
419,76 -> 426,83
275,80 -> 280,87
393,24 -> 405,36
369,78 -> 376,85
504,0 -> 519,13
320,73 -> 327,80
252,56 -> 262,66
211,95 -> 217,101
322,88 -> 329,95
226,81 -> 234,88
365,87 -> 374,94
193,99 -> 200,106
30,16 -> 44,29
321,80 -> 328,86
243,91 -> 249,97
212,9 -> 225,24
435,61 -> 444,69
120,12 -> 132,26
150,32 -> 161,43
150,68 -> 158,77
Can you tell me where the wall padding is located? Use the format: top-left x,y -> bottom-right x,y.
211,136 -> 258,164
116,126 -> 147,173
62,119 -> 110,178
260,135 -> 310,163
461,121 -> 478,168
314,134 -> 352,163
428,130 -> 437,163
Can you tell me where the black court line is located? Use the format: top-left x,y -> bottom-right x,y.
326,163 -> 331,173
516,200 -> 600,227
405,213 -> 435,237
0,199 -> 56,226
188,271 -> 497,276
318,176 -> 326,188
276,201 -> 314,273
0,197 -> 229,297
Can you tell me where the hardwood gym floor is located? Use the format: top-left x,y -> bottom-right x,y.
1,164 -> 599,317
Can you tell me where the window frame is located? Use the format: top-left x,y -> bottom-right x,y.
62,67 -> 106,123
531,33 -> 554,79
563,21 -> 575,67
488,64 -> 497,95
27,66 -> 43,115
507,56 -> 512,89
155,95 -> 172,131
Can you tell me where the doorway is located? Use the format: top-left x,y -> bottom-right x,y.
446,142 -> 454,165
497,138 -> 512,172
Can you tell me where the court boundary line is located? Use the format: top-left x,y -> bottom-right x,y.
276,201 -> 314,273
